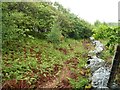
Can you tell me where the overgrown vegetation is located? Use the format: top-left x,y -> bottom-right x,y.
93,20 -> 120,85
1,1 -> 119,89
93,20 -> 119,54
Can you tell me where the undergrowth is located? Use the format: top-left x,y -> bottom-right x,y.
2,37 -> 90,88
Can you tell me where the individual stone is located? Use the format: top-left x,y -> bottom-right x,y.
91,67 -> 110,88
86,56 -> 105,73
88,50 -> 97,57
90,37 -> 95,41
95,46 -> 104,53
88,37 -> 104,57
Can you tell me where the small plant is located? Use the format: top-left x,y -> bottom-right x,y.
47,20 -> 62,44
68,77 -> 88,89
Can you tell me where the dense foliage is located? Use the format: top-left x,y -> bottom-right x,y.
2,2 -> 93,46
93,21 -> 120,53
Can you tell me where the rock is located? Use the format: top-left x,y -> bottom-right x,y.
90,37 -> 95,41
95,46 -> 104,53
93,40 -> 101,46
87,37 -> 112,89
91,67 -> 110,88
86,56 -> 105,73
88,50 -> 97,57
88,38 -> 104,57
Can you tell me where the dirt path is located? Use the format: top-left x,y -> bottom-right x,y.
36,61 -> 74,89
39,65 -> 71,88
35,40 -> 90,89
35,57 -> 81,89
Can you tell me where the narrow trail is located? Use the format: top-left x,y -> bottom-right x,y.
36,40 -> 90,89
36,58 -> 77,89
39,65 -> 71,88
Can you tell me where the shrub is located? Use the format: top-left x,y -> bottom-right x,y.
47,21 -> 62,44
